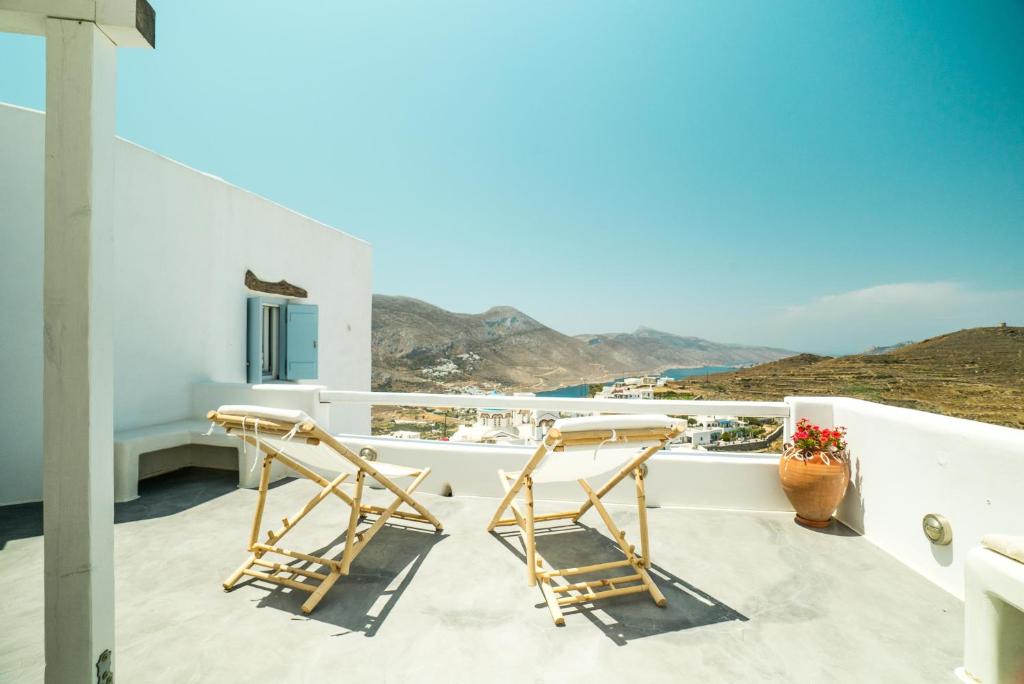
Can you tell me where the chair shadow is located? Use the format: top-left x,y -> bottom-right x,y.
238,522 -> 447,637
492,523 -> 747,646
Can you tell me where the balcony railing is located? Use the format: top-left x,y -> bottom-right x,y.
318,389 -> 790,418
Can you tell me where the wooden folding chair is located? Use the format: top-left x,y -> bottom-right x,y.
208,405 -> 443,614
486,414 -> 684,625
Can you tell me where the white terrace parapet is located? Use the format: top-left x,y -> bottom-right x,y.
789,396 -> 1024,600
320,390 -> 795,509
319,389 -> 1024,601
318,389 -> 790,418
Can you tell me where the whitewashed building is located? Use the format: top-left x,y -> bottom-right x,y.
685,427 -> 724,446
465,394 -> 559,443
597,384 -> 655,400
0,102 -> 373,506
694,415 -> 739,428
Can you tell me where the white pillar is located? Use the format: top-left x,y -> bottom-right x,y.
43,17 -> 117,684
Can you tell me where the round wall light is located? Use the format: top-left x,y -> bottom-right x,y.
359,446 -> 378,463
922,513 -> 952,545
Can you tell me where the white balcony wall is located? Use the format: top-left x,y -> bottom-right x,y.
0,103 -> 372,505
788,396 -> 1024,599
331,434 -> 793,511
0,105 -> 45,506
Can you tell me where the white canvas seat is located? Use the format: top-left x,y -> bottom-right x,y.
209,405 -> 443,614
486,414 -> 684,625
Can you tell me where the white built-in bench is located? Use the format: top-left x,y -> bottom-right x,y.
114,420 -> 245,502
113,382 -> 329,503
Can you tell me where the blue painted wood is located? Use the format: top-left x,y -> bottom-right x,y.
283,303 -> 318,380
246,297 -> 263,384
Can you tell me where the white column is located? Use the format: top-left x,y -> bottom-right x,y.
43,17 -> 117,684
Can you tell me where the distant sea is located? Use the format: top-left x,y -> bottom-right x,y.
536,366 -> 738,398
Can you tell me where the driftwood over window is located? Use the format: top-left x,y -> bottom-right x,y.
244,270 -> 308,298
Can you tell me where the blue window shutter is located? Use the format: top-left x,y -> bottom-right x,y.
283,303 -> 318,380
246,297 -> 263,384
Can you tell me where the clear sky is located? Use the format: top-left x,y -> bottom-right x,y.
2,1 -> 1021,354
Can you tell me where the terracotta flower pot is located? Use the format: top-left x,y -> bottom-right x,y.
778,449 -> 850,528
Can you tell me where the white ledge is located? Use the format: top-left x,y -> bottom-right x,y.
318,390 -> 791,418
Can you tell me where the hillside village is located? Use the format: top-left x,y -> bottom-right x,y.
374,374 -> 784,452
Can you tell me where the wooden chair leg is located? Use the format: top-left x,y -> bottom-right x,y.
496,470 -> 553,588
340,471 -> 365,574
525,475 -> 536,587
540,579 -> 566,626
301,567 -> 343,614
638,566 -> 667,607
223,555 -> 256,591
247,454 -> 274,549
635,467 -> 651,568
224,454 -> 274,591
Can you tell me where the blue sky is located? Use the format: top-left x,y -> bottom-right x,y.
2,1 -> 1021,354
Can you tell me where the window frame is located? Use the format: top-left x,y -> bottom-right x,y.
260,302 -> 282,381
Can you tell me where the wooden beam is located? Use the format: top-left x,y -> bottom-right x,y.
244,269 -> 308,298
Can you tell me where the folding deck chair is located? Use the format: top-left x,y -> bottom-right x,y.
486,414 -> 684,625
208,405 -> 443,614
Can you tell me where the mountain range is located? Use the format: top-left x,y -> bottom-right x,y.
371,295 -> 796,392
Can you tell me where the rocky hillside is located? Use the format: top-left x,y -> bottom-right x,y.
578,327 -> 794,368
667,326 -> 1024,429
372,295 -> 796,392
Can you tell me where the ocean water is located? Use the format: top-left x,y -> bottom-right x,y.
537,366 -> 738,398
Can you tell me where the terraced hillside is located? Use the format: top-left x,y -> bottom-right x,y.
668,326 -> 1024,429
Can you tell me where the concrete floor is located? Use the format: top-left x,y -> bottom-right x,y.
1,467 -> 963,683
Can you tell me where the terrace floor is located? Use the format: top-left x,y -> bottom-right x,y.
1,467 -> 963,683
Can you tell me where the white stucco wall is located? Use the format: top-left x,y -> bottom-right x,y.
0,103 -> 372,504
788,396 -> 1024,599
0,105 -> 45,506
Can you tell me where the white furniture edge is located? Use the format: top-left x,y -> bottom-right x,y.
957,546 -> 1024,683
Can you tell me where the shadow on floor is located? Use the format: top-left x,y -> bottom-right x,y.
115,467 -> 256,523
234,522 -> 447,637
493,523 -> 747,645
0,500 -> 43,550
0,467 -> 246,549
